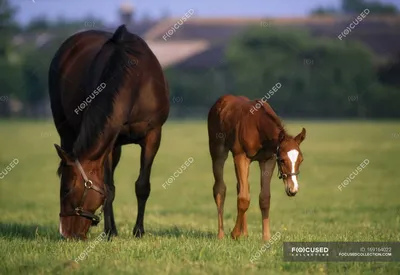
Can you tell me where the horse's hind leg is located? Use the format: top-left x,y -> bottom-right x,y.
231,154 -> 250,240
210,143 -> 229,239
133,127 -> 162,238
104,146 -> 121,239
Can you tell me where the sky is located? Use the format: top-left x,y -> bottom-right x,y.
11,0 -> 400,25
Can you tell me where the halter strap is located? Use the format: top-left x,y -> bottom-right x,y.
74,159 -> 105,195
59,159 -> 107,226
75,159 -> 89,182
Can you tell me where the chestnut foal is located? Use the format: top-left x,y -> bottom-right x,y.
208,95 -> 306,241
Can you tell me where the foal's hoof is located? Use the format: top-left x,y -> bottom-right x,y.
230,231 -> 241,240
217,232 -> 224,239
133,227 -> 145,238
262,234 -> 271,242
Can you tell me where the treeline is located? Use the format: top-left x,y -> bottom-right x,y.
0,0 -> 399,118
165,0 -> 400,119
0,0 -> 104,117
166,25 -> 400,118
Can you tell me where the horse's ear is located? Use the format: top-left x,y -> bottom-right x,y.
279,130 -> 285,143
54,144 -> 74,165
295,128 -> 306,145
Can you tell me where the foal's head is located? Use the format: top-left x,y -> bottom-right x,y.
275,128 -> 306,197
55,145 -> 107,240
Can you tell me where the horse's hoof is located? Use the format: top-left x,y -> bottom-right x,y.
133,227 -> 145,238
105,230 -> 118,240
217,232 -> 224,239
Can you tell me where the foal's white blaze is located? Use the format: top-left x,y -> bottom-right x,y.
287,149 -> 299,192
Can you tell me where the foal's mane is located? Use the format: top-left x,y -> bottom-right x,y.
257,100 -> 287,136
72,25 -> 141,159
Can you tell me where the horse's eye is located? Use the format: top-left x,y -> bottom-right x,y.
280,159 -> 285,163
61,188 -> 70,196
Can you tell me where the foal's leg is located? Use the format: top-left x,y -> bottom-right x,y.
133,127 -> 162,238
231,154 -> 250,239
104,146 -> 122,239
259,156 -> 276,241
211,145 -> 228,239
239,181 -> 249,237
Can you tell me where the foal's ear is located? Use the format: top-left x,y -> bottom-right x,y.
294,128 -> 306,145
54,144 -> 74,165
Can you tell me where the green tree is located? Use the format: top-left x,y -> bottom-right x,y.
0,0 -> 23,117
225,26 -> 399,118
342,0 -> 398,14
312,0 -> 398,16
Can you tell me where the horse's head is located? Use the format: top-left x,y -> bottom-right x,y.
275,128 -> 306,197
54,144 -> 107,240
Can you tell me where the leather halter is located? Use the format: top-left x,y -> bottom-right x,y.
276,144 -> 300,179
59,159 -> 107,226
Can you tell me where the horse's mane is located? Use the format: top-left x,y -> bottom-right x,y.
72,25 -> 142,159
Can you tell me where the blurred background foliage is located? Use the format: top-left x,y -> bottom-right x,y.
0,0 -> 399,118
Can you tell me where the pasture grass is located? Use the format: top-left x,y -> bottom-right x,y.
0,120 -> 400,274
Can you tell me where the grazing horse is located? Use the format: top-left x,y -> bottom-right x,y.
48,25 -> 169,240
207,95 -> 306,241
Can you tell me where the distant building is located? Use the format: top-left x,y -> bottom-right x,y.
141,16 -> 400,69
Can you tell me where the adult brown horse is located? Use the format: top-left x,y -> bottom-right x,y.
49,25 -> 169,240
208,95 -> 306,241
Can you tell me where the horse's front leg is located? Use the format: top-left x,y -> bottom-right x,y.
259,156 -> 276,241
104,146 -> 121,240
133,128 -> 162,237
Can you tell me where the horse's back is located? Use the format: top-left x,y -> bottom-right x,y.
208,94 -> 251,122
208,95 -> 253,144
49,30 -> 111,128
49,27 -> 169,147
208,95 -> 282,150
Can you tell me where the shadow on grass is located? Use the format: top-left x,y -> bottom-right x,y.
0,222 -> 59,240
147,226 -> 215,239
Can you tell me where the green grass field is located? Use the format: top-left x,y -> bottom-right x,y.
0,120 -> 400,274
